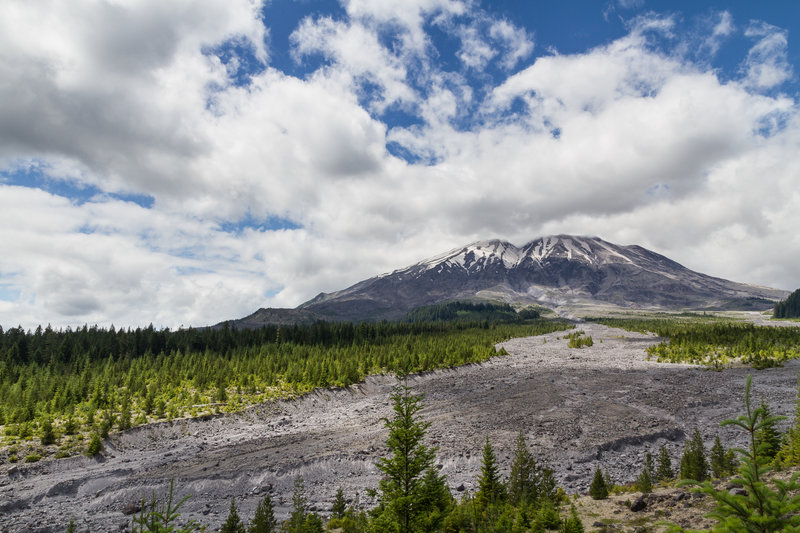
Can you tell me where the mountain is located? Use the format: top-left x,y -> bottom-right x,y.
229,235 -> 789,326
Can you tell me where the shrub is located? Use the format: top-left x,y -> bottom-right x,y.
86,433 -> 103,456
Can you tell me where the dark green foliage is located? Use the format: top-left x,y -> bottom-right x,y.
416,467 -> 453,532
679,428 -> 709,482
560,506 -> 585,533
86,432 -> 103,456
655,445 -> 674,482
710,435 -> 738,478
636,456 -> 653,494
221,498 -> 245,533
755,399 -> 782,461
66,519 -> 76,533
40,416 -> 56,446
589,467 -> 608,500
476,436 -> 506,507
248,494 -> 277,533
774,288 -> 800,318
404,301 -> 520,323
534,498 -> 562,529
286,475 -> 308,533
331,487 -> 347,520
375,385 -> 437,533
508,431 -> 538,506
776,377 -> 800,468
689,375 -> 800,531
518,307 -> 542,320
131,479 -> 199,533
302,513 -> 323,533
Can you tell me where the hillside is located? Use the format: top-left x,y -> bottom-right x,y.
230,235 -> 787,326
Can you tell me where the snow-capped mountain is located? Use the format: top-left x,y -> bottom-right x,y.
231,235 -> 788,325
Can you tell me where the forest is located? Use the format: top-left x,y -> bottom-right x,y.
0,317 -> 570,459
774,288 -> 800,319
589,317 -> 800,369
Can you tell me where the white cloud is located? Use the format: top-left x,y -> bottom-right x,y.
743,21 -> 793,89
0,1 -> 799,329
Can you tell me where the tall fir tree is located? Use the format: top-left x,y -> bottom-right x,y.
655,445 -> 673,483
286,475 -> 308,533
248,494 -> 277,533
589,467 -> 608,500
331,487 -> 347,520
680,427 -> 709,482
221,498 -> 245,533
507,431 -> 538,506
375,384 -> 437,533
755,399 -> 782,461
476,436 -> 506,507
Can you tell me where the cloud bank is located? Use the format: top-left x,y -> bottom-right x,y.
0,1 -> 798,329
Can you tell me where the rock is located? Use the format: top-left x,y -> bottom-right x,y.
456,484 -> 465,492
122,503 -> 141,515
729,488 -> 748,496
630,497 -> 647,512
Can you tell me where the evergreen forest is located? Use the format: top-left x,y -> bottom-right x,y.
774,288 -> 800,319
0,318 -> 570,458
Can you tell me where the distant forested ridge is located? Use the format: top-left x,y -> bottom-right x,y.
0,319 -> 569,456
403,301 -> 540,323
775,288 -> 800,318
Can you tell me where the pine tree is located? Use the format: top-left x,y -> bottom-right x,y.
680,427 -> 709,482
221,498 -> 245,533
655,445 -> 673,483
508,431 -> 538,506
636,463 -> 652,494
86,432 -> 103,456
376,384 -> 437,533
476,436 -> 506,507
286,475 -> 308,533
40,417 -> 56,446
710,435 -> 731,478
692,375 -> 800,530
755,399 -> 782,461
589,467 -> 608,500
249,494 -> 277,533
331,487 -> 347,520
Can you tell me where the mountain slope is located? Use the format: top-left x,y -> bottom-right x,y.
234,235 -> 788,325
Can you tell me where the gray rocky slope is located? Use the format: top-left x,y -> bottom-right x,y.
233,235 -> 787,326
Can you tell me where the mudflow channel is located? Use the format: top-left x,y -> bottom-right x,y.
2,322 -> 799,532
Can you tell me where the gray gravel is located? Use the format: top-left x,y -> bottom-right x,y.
1,321 -> 798,532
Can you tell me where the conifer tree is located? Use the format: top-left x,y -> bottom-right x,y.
691,375 -> 800,530
40,416 -> 56,446
636,463 -> 652,494
589,467 -> 608,500
508,431 -> 537,506
679,428 -> 709,482
286,475 -> 308,533
376,384 -> 437,533
476,436 -> 506,507
331,487 -> 347,520
248,494 -> 277,533
86,432 -> 103,456
755,399 -> 782,461
655,445 -> 673,483
221,498 -> 245,533
710,435 -> 735,478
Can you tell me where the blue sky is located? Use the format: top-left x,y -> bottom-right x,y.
1,0 -> 799,329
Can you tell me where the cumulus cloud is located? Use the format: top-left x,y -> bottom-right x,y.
0,1 -> 798,329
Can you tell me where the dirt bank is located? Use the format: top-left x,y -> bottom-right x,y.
1,322 -> 798,532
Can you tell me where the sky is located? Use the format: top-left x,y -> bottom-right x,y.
1,0 -> 799,330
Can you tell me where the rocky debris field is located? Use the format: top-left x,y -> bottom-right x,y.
1,322 -> 799,532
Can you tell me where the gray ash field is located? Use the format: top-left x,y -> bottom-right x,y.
2,322 -> 798,532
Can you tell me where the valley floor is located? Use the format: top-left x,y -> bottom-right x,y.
1,322 -> 798,532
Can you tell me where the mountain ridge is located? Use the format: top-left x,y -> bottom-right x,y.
227,235 -> 788,327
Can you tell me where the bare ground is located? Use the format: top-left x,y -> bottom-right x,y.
1,321 -> 799,532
